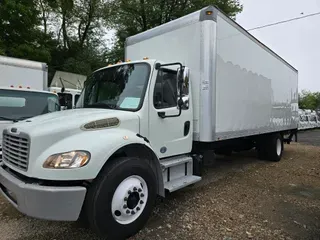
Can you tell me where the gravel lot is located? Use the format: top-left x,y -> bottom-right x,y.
1,130 -> 320,240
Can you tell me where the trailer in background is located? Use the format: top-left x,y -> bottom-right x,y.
49,87 -> 81,110
298,109 -> 320,130
0,55 -> 48,90
49,70 -> 86,110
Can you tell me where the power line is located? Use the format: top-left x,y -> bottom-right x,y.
247,11 -> 320,31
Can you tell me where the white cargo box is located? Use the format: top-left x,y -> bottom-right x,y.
126,6 -> 299,142
0,55 -> 48,90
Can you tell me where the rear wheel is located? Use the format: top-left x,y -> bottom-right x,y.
83,157 -> 157,239
257,133 -> 283,162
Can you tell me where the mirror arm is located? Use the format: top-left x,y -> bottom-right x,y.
158,108 -> 182,119
155,62 -> 183,70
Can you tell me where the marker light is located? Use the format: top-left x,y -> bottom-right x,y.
117,60 -> 122,64
27,87 -> 30,89
126,59 -> 131,62
10,85 -> 14,88
206,10 -> 213,15
19,86 -> 22,88
143,57 -> 149,60
108,64 -> 112,66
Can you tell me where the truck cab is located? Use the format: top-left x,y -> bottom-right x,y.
75,60 -> 192,157
0,87 -> 60,161
0,59 -> 193,238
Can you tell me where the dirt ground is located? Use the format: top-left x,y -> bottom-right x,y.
0,130 -> 320,240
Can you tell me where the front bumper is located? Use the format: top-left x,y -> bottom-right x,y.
0,166 -> 87,221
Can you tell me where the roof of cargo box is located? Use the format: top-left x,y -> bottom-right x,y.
0,86 -> 57,95
0,55 -> 47,71
126,6 -> 297,72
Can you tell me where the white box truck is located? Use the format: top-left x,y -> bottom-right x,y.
49,70 -> 86,110
0,55 -> 48,90
49,86 -> 82,110
0,6 -> 298,239
0,56 -> 60,161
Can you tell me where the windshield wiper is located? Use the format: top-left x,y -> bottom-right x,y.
14,116 -> 34,121
85,102 -> 118,109
0,116 -> 34,123
0,116 -> 16,122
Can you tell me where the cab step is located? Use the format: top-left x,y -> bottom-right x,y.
164,175 -> 201,192
160,155 -> 192,168
161,155 -> 202,193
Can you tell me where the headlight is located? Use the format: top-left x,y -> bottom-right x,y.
43,151 -> 90,169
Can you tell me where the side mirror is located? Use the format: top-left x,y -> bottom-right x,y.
177,67 -> 190,109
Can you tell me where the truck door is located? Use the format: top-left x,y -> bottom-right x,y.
148,67 -> 193,158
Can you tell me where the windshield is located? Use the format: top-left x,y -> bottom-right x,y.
0,89 -> 60,121
77,63 -> 150,111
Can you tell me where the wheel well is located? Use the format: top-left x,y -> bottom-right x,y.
105,143 -> 165,197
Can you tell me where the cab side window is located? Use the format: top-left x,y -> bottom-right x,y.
58,93 -> 72,109
153,69 -> 177,109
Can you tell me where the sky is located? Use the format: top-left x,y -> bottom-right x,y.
236,0 -> 320,92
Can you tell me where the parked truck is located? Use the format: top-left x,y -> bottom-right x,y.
0,56 -> 60,161
49,70 -> 86,110
49,86 -> 82,110
0,6 -> 298,239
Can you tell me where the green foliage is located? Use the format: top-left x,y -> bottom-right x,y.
106,0 -> 243,61
299,90 -> 320,110
0,0 -> 243,84
0,0 -> 51,62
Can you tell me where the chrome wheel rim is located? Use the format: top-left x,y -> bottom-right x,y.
111,175 -> 148,225
276,139 -> 282,156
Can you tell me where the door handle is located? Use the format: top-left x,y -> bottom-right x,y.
184,121 -> 190,136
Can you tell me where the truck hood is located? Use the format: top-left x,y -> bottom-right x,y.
4,108 -> 140,138
2,108 -> 141,177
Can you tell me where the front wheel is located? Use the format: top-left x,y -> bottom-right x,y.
83,157 -> 157,239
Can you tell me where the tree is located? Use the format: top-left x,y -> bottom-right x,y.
35,0 -> 110,82
0,0 -> 52,62
299,90 -> 320,110
106,0 -> 243,61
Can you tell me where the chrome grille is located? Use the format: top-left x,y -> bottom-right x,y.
2,133 -> 29,171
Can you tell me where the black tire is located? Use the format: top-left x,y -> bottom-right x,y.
83,157 -> 157,239
257,134 -> 283,162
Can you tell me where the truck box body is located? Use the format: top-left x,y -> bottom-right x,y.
0,55 -> 48,90
126,6 -> 299,142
